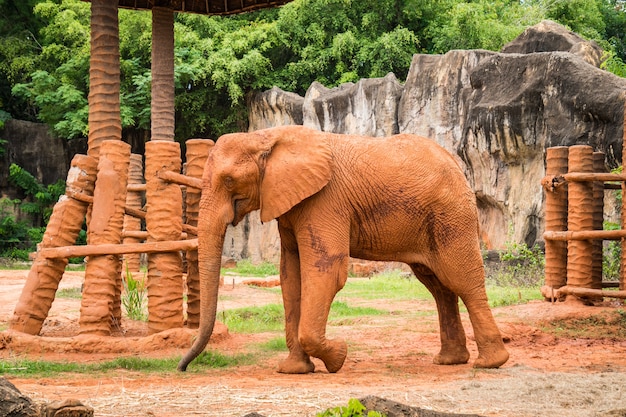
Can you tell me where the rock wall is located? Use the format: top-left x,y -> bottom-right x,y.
236,20 -> 625,261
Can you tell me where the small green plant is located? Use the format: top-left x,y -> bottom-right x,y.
258,336 -> 288,352
603,221 -> 621,282
317,399 -> 385,417
122,266 -> 147,321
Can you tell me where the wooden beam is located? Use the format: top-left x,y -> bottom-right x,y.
39,238 -> 198,259
544,229 -> 626,241
158,170 -> 203,189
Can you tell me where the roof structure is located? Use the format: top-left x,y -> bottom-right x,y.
85,0 -> 293,15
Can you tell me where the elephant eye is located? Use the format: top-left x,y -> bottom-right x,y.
223,176 -> 234,190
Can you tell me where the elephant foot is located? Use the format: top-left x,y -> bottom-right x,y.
433,344 -> 470,365
319,339 -> 347,373
278,355 -> 315,374
473,344 -> 509,369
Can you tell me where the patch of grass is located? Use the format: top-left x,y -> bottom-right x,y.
486,286 -> 542,307
317,398 -> 384,417
329,301 -> 385,318
222,259 -> 279,277
122,268 -> 147,322
56,287 -> 82,299
541,309 -> 626,339
0,350 -> 253,377
257,336 -> 288,352
219,303 -> 285,333
339,271 -> 432,301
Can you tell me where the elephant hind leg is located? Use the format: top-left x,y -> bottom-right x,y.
411,264 -> 469,366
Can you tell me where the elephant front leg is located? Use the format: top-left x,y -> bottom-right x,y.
277,228 -> 315,374
297,239 -> 349,373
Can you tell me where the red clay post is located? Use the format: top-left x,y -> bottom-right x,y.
184,139 -> 214,328
543,146 -> 569,296
87,0 -> 121,160
592,152 -> 605,290
79,140 -> 131,335
566,145 -> 594,299
122,154 -> 144,273
145,140 -> 184,333
10,155 -> 98,335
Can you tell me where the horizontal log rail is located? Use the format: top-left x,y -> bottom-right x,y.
158,170 -> 203,189
544,229 -> 626,241
127,183 -> 147,192
553,285 -> 626,300
39,238 -> 198,259
542,172 -> 626,192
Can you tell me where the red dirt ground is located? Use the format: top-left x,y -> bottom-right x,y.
2,270 -> 626,417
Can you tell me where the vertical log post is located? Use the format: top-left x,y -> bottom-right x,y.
87,0 -> 121,160
566,145 -> 595,300
122,154 -> 144,272
10,155 -> 97,335
184,139 -> 214,328
151,6 -> 175,142
544,146 -> 569,295
79,140 -> 131,335
145,141 -> 184,333
592,152 -> 605,290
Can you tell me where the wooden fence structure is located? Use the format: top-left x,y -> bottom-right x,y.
9,138 -> 213,336
541,143 -> 626,302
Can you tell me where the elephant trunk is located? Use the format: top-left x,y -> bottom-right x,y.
177,222 -> 226,372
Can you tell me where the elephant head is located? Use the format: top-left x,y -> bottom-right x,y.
177,126 -> 333,371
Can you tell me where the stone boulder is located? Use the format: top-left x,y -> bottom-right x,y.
236,20 -> 625,259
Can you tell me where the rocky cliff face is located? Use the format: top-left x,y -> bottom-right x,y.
238,20 -> 625,260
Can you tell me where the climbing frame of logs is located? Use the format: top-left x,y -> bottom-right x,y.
541,144 -> 626,302
10,138 -> 213,336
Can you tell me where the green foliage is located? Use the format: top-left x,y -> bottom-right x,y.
122,267 -> 148,321
317,399 -> 385,417
485,240 -> 545,289
329,301 -> 385,319
603,221 -> 622,281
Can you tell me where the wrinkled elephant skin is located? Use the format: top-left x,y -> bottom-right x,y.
178,125 -> 509,373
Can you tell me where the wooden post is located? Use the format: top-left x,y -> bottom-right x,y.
566,145 -> 594,298
122,154 -> 144,272
10,155 -> 97,335
79,140 -> 131,335
184,139 -> 214,328
592,152 -> 605,290
145,140 -> 184,333
544,146 -> 569,294
151,7 -> 175,142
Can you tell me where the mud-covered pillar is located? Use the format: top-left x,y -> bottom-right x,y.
151,6 -> 175,142
122,154 -> 144,272
566,145 -> 594,296
544,146 -> 569,294
145,141 -> 184,333
10,155 -> 97,335
592,152 -> 605,290
79,140 -> 131,335
184,139 -> 213,328
87,0 -> 121,160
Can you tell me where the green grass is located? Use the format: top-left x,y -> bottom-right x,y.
257,336 -> 288,352
486,285 -> 542,307
222,259 -> 279,277
0,350 -> 252,377
56,287 -> 82,299
219,303 -> 285,333
339,271 -> 432,301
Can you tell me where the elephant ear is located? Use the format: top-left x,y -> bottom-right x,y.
258,126 -> 333,222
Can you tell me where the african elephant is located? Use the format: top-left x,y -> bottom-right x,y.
177,125 -> 509,373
